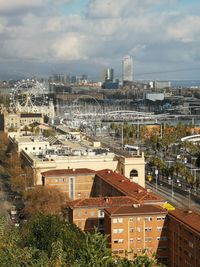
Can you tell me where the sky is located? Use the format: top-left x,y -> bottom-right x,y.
0,0 -> 200,80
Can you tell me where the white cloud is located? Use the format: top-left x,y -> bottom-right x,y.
0,0 -> 199,79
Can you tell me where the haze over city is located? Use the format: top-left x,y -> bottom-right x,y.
0,0 -> 200,80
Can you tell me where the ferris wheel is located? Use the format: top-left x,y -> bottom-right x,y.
10,79 -> 48,110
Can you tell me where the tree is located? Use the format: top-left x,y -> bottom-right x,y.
78,228 -> 112,267
24,186 -> 66,216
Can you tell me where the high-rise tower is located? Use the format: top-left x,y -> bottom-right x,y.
102,68 -> 114,82
122,55 -> 133,82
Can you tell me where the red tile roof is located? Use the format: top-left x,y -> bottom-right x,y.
96,169 -> 163,203
68,196 -> 138,209
41,168 -> 95,176
169,208 -> 200,234
41,168 -> 164,204
104,204 -> 167,216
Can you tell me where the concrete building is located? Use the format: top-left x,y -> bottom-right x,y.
0,112 -> 44,132
0,100 -> 55,132
11,131 -> 145,186
122,55 -> 133,83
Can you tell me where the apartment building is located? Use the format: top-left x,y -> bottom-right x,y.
104,205 -> 168,264
42,169 -> 163,204
42,168 -> 95,199
68,196 -> 136,232
168,209 -> 200,267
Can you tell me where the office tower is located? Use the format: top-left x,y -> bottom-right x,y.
122,55 -> 133,82
103,68 -> 114,82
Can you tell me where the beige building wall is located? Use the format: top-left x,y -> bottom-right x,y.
22,152 -> 145,187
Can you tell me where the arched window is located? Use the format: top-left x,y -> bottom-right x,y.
130,169 -> 138,177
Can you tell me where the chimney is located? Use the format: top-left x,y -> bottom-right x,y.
104,197 -> 109,203
185,210 -> 192,214
133,204 -> 140,208
107,170 -> 111,174
121,179 -> 125,183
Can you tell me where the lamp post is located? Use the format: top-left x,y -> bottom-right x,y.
188,186 -> 191,209
155,169 -> 158,192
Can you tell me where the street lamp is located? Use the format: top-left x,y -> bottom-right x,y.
155,169 -> 158,192
171,178 -> 174,200
188,186 -> 191,209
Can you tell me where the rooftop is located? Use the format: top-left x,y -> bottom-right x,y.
96,169 -> 163,203
68,196 -> 137,209
104,204 -> 167,216
169,208 -> 200,234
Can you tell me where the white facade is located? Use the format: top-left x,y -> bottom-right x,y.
122,55 -> 133,82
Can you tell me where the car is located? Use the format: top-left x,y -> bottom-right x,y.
176,179 -> 180,183
168,176 -> 172,180
178,183 -> 182,187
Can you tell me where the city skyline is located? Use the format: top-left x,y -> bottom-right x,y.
0,0 -> 200,80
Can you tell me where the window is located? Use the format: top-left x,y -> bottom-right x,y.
114,239 -> 124,244
113,218 -> 123,223
130,238 -> 134,243
145,217 -> 152,222
98,210 -> 104,218
113,250 -> 118,255
157,227 -> 162,231
137,238 -> 142,242
78,211 -> 82,217
91,211 -> 94,216
69,177 -> 74,199
157,236 -> 167,241
113,228 -> 124,234
188,241 -> 194,248
129,218 -> 134,222
33,147 -> 35,150
137,217 -> 141,221
137,249 -> 142,253
130,169 -> 138,177
145,227 -> 152,232
157,216 -> 165,221
145,237 -> 153,242
137,227 -> 141,232
118,249 -> 124,254
25,147 -> 28,150
130,228 -> 134,233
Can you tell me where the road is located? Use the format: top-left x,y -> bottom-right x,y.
146,181 -> 200,211
0,173 -> 13,220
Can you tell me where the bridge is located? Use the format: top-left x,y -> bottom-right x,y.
181,135 -> 200,143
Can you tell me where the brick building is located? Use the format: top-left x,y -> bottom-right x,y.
104,205 -> 168,263
41,168 -> 168,264
168,209 -> 200,267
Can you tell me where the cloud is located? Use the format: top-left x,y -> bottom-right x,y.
0,0 -> 200,79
